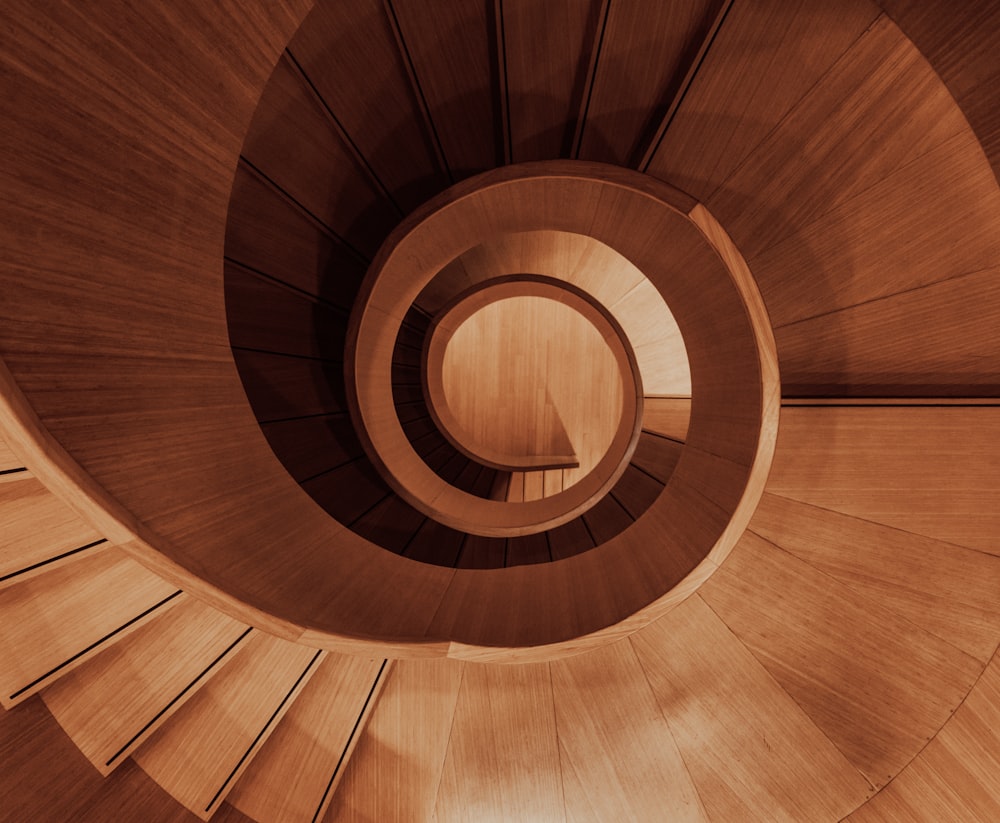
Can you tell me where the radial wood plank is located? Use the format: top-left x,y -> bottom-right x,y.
0,476 -> 105,586
642,398 -> 691,441
389,0 -> 499,178
648,0 -> 880,199
577,0 -> 719,165
0,548 -> 180,707
750,493 -> 1000,663
847,650 -> 1000,822
767,407 -> 1000,555
229,656 -> 388,823
700,531 -> 984,787
287,0 -> 448,212
551,639 -> 707,821
232,350 -> 346,422
324,658 -> 464,823
632,596 -> 872,821
134,633 -> 323,820
434,661 -> 565,822
630,431 -> 684,484
258,415 -> 364,484
42,597 -> 250,774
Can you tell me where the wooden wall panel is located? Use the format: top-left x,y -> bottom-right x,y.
42,597 -> 250,774
611,463 -> 663,520
546,516 -> 595,561
0,435 -> 21,471
325,658 -> 464,823
847,650 -> 1000,821
647,0 -> 880,199
701,532 -> 983,786
577,0 -> 720,166
258,415 -> 364,483
551,639 -> 706,821
750,493 -> 1000,664
708,15 -> 970,261
389,0 -> 500,178
501,0 -> 602,161
240,55 -> 398,258
232,350 -> 345,422
632,596 -> 871,821
641,397 -> 691,442
434,662 -> 565,822
630,431 -> 683,483
288,0 -> 449,212
767,407 -> 1000,555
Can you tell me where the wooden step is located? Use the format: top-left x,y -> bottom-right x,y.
641,397 -> 690,442
228,655 -> 389,823
0,547 -> 180,707
0,475 -> 107,590
133,632 -> 323,820
42,596 -> 251,774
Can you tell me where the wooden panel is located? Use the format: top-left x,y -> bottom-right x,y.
42,597 -> 250,774
642,397 -> 690,441
630,431 -> 684,484
326,658 -> 464,823
288,0 -> 448,212
0,548 -> 180,707
389,0 -> 499,178
225,263 -> 348,360
405,520 -> 465,567
240,55 -> 398,258
502,0 -> 602,161
351,494 -> 426,553
225,165 -> 367,311
750,493 -> 1000,663
648,0 -> 880,199
546,516 -> 595,561
506,471 -> 525,503
434,662 -> 564,822
258,415 -> 364,484
233,349 -> 346,422
632,596 -> 872,821
134,633 -> 323,820
0,476 -> 105,585
700,532 -> 983,786
457,534 -> 506,570
708,14 -> 971,261
506,532 -> 550,566
775,265 -> 1000,396
847,651 -> 1000,821
523,469 -> 545,502
582,493 -> 633,544
543,468 -> 564,497
767,407 -> 1000,554
0,435 -> 22,471
229,656 -> 388,823
610,463 -> 664,520
302,459 -> 391,526
578,0 -> 719,166
552,638 -> 706,821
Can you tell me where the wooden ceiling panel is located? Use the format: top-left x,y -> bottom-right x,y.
288,0 -> 449,212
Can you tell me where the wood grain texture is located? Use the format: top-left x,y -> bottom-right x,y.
229,656 -> 388,823
0,476 -> 105,585
288,0 -> 448,212
134,633 -> 323,820
0,548 -> 179,707
749,493 -> 1000,663
630,431 -> 684,484
632,595 -> 872,821
324,658 -> 464,823
388,0 -> 499,178
232,349 -> 346,422
501,0 -> 602,161
641,397 -> 691,442
767,407 -> 1000,555
847,649 -> 1000,821
647,0 -> 881,199
701,532 -> 984,787
42,597 -> 250,774
434,661 -> 565,822
551,639 -> 707,821
578,0 -> 720,165
0,435 -> 22,471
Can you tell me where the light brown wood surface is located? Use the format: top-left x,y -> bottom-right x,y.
134,633 -> 323,819
229,655 -> 388,823
641,397 -> 691,441
0,549 -> 180,708
42,597 -> 250,774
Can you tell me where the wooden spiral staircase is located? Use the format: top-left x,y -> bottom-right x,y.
2,1 -> 1000,821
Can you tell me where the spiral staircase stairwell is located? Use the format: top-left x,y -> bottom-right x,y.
2,1 -> 1000,821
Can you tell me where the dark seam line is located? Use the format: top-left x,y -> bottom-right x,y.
224,257 -> 353,317
629,460 -> 669,486
545,530 -> 553,563
285,50 -> 404,216
574,0 -> 612,157
609,489 -> 637,523
238,156 -> 370,265
453,531 -> 471,569
259,410 -> 349,425
231,345 -> 343,364
503,537 -> 510,568
0,539 -> 108,584
384,0 -> 453,183
641,428 -> 686,446
399,517 -> 429,558
497,0 -> 513,163
347,491 -> 395,528
299,454 -> 368,485
579,515 -> 598,548
206,649 -> 324,813
9,590 -> 182,701
0,467 -> 28,477
311,660 -> 389,823
105,627 -> 253,767
782,401 -> 1000,407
